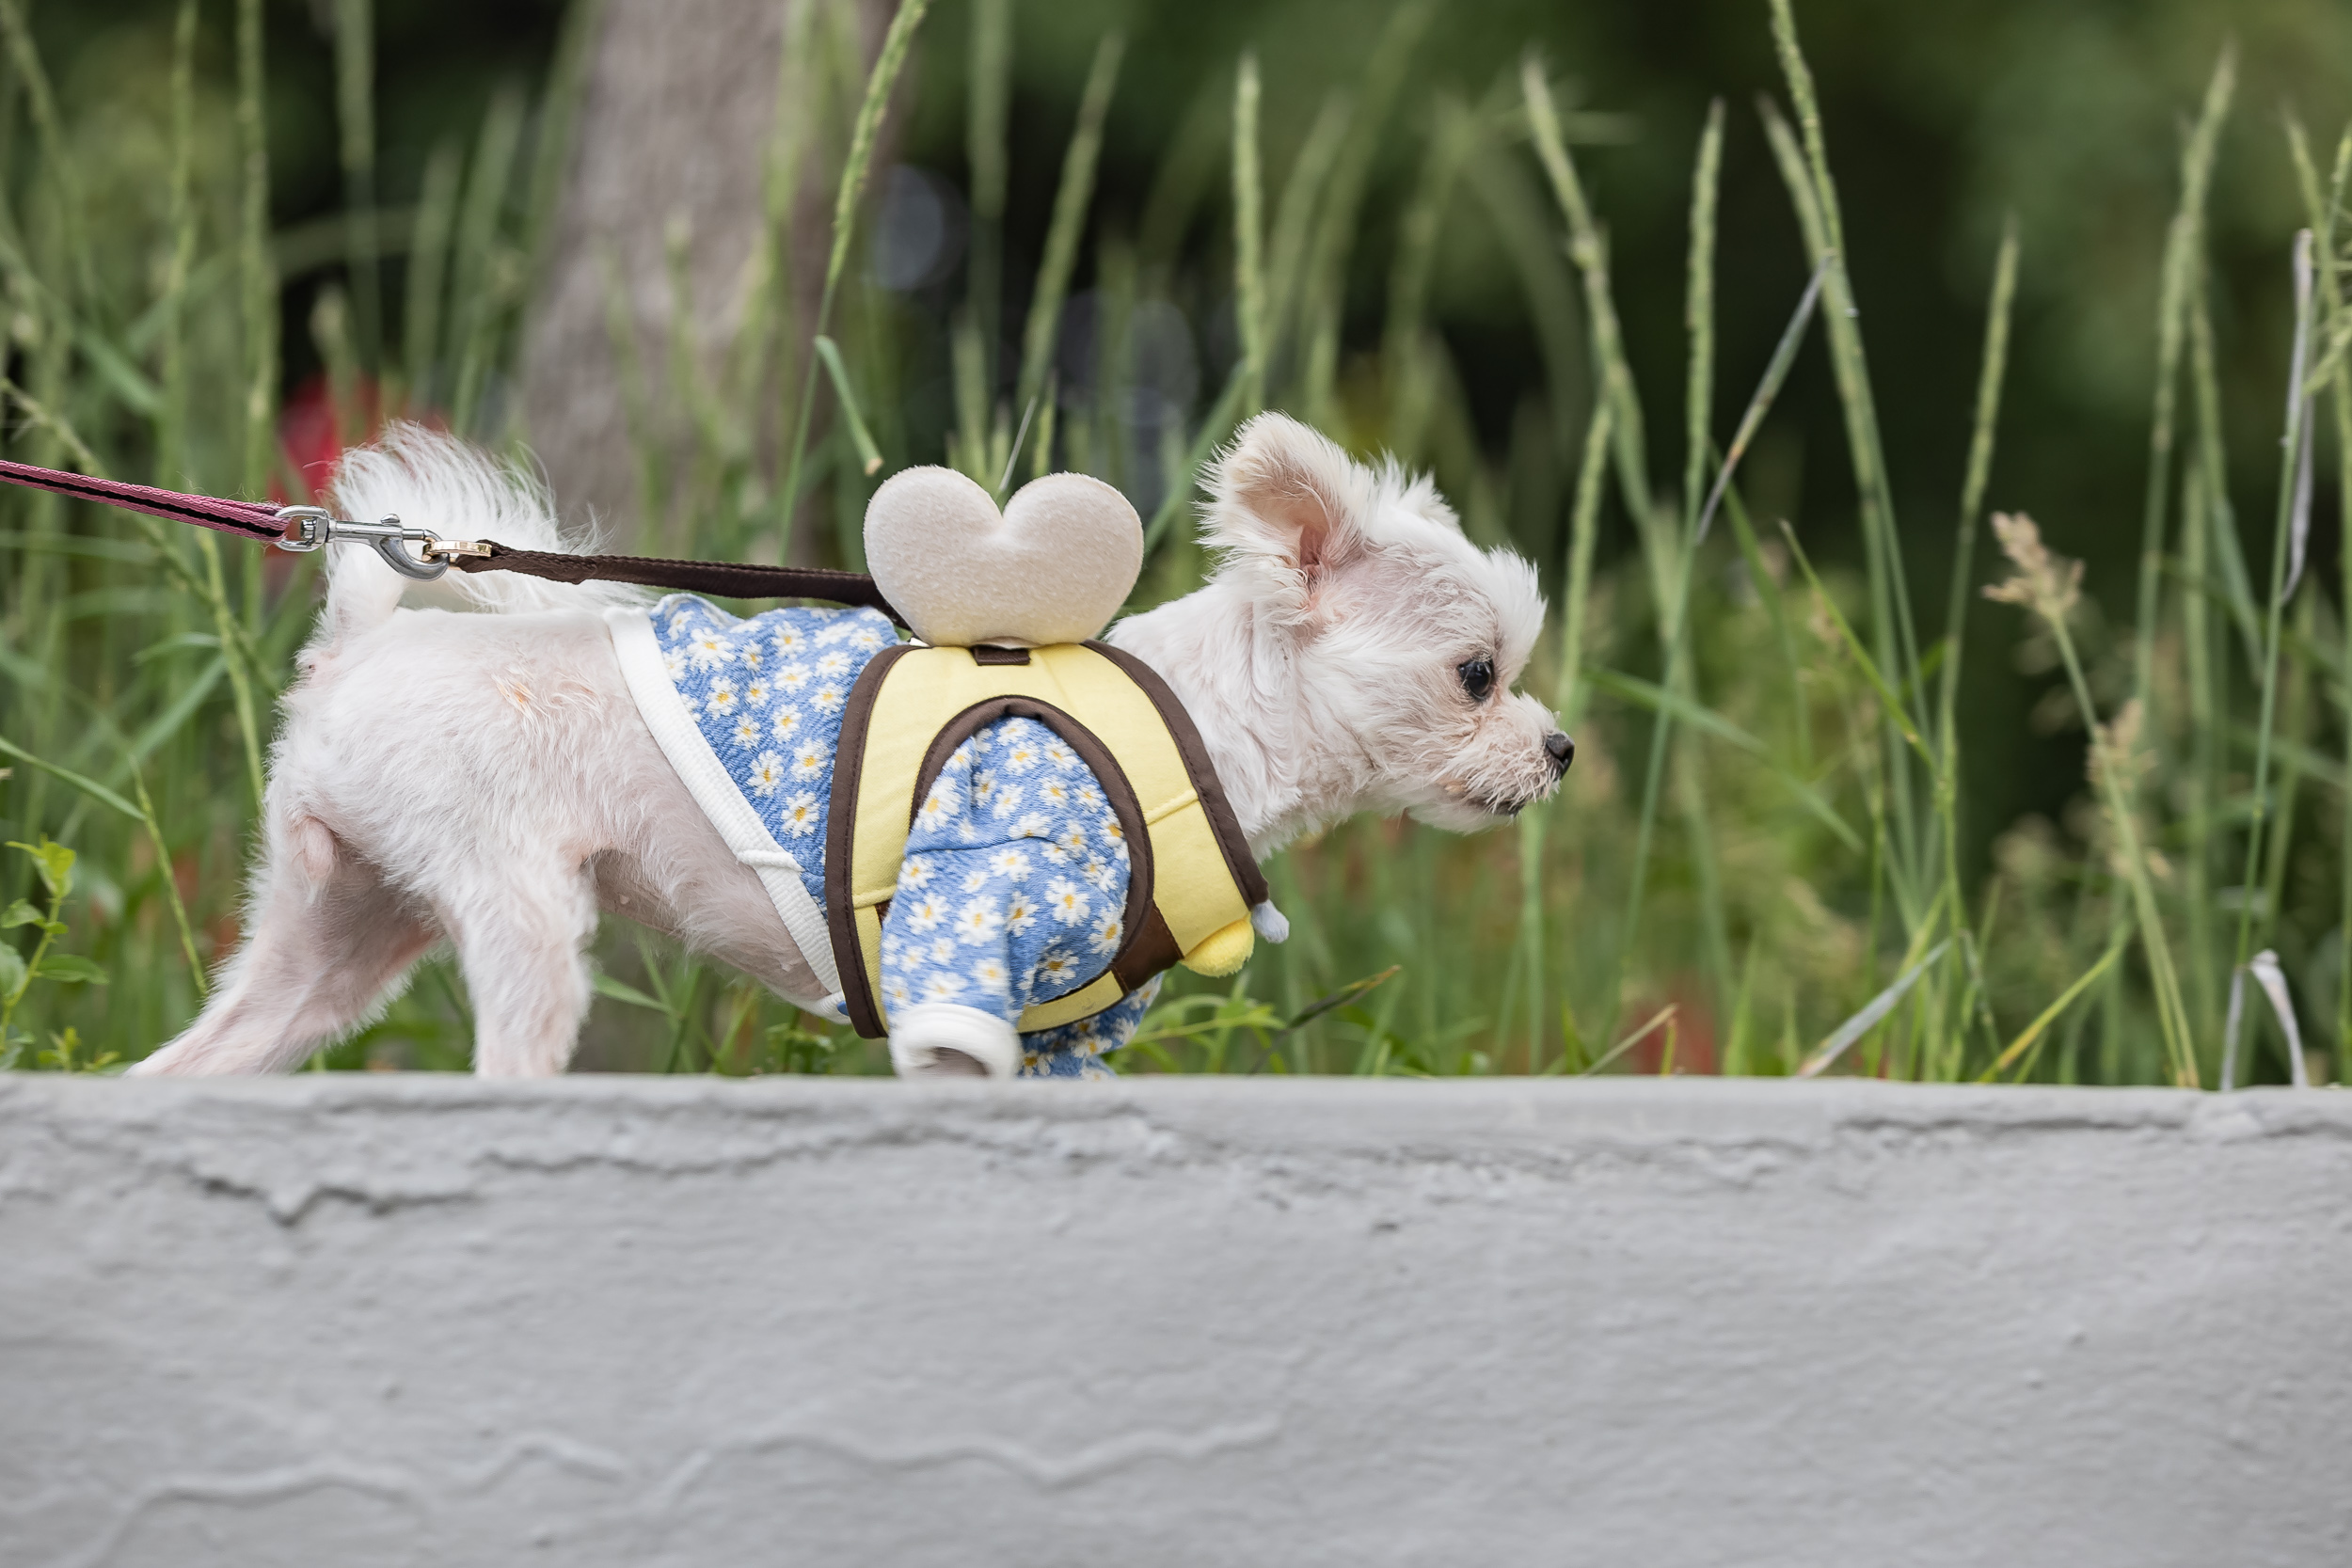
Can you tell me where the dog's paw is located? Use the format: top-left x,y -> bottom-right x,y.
886,1002 -> 1022,1079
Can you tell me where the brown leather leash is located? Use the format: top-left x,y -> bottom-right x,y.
0,456 -> 906,623
451,541 -> 900,620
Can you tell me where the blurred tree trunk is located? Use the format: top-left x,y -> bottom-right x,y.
520,0 -> 888,545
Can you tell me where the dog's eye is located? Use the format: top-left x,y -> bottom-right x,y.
1457,657 -> 1494,703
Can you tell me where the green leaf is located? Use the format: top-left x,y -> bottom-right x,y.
32,953 -> 106,985
1,899 -> 41,928
592,972 -> 670,1014
5,837 -> 74,899
1574,1004 -> 1678,1079
1588,667 -> 1865,852
812,336 -> 885,478
0,736 -> 141,820
1979,937 -> 2126,1084
1795,938 -> 1951,1079
1280,965 -> 1401,1032
1774,522 -> 1933,764
0,943 -> 25,996
133,631 -> 223,665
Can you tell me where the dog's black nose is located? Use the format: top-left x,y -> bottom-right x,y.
1544,731 -> 1575,773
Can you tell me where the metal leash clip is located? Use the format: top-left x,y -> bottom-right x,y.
274,506 -> 493,581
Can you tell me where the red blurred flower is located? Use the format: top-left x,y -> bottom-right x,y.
270,372 -> 388,506
263,375 -> 441,597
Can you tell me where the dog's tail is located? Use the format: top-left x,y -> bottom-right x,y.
317,422 -> 644,644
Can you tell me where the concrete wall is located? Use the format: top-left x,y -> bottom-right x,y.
4,1076 -> 2347,1566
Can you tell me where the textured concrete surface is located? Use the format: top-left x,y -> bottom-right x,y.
3,1076 -> 2347,1566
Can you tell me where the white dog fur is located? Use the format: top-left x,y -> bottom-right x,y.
131,413 -> 1567,1077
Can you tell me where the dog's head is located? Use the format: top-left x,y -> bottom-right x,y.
1203,413 -> 1571,832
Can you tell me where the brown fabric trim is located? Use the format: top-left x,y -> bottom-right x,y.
1112,904 -> 1183,992
909,693 -> 1157,992
971,645 -> 1031,665
456,545 -> 907,626
1084,641 -> 1270,909
825,642 -> 919,1038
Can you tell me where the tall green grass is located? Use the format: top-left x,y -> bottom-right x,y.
1,0 -> 2344,1086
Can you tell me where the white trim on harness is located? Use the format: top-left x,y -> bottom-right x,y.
603,606 -> 843,1006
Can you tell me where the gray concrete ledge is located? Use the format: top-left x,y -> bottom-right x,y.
4,1076 -> 2349,1566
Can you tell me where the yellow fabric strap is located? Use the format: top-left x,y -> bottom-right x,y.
847,644 -> 1253,1034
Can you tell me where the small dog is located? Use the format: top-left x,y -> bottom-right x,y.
132,413 -> 1569,1077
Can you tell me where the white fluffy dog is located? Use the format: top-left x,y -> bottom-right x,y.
132,413 -> 1569,1077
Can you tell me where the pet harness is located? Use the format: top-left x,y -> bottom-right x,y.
605,596 -> 1268,1041
827,632 -> 1268,1038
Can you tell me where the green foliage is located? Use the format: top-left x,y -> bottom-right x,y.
2,835 -> 114,1070
3,0 -> 2350,1088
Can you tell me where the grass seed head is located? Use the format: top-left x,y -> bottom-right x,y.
2089,697 -> 2154,795
2089,698 -> 2169,879
1982,511 -> 2082,625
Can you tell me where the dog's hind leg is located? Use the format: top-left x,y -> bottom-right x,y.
433,858 -> 600,1077
132,819 -> 436,1075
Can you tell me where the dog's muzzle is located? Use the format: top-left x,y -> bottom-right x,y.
1544,731 -> 1575,775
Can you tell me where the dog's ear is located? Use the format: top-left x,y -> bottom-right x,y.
1203,413 -> 1367,618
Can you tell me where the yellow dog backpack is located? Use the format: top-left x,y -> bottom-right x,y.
822,640 -> 1268,1039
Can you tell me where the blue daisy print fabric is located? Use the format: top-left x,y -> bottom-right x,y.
878,716 -> 1136,1077
656,594 -> 896,910
654,595 -> 1148,1076
1015,976 -> 1159,1078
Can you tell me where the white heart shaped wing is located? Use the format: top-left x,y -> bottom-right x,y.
864,466 -> 1142,648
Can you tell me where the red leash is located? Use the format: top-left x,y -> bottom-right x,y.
0,457 -> 289,541
0,455 -> 906,622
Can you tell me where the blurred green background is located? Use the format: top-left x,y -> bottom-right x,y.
8,0 -> 2350,1083
30,0 -> 2347,863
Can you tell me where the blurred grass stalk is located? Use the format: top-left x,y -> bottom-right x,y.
5,0 -> 2347,1086
778,0 -> 934,551
2284,116 -> 2352,1060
